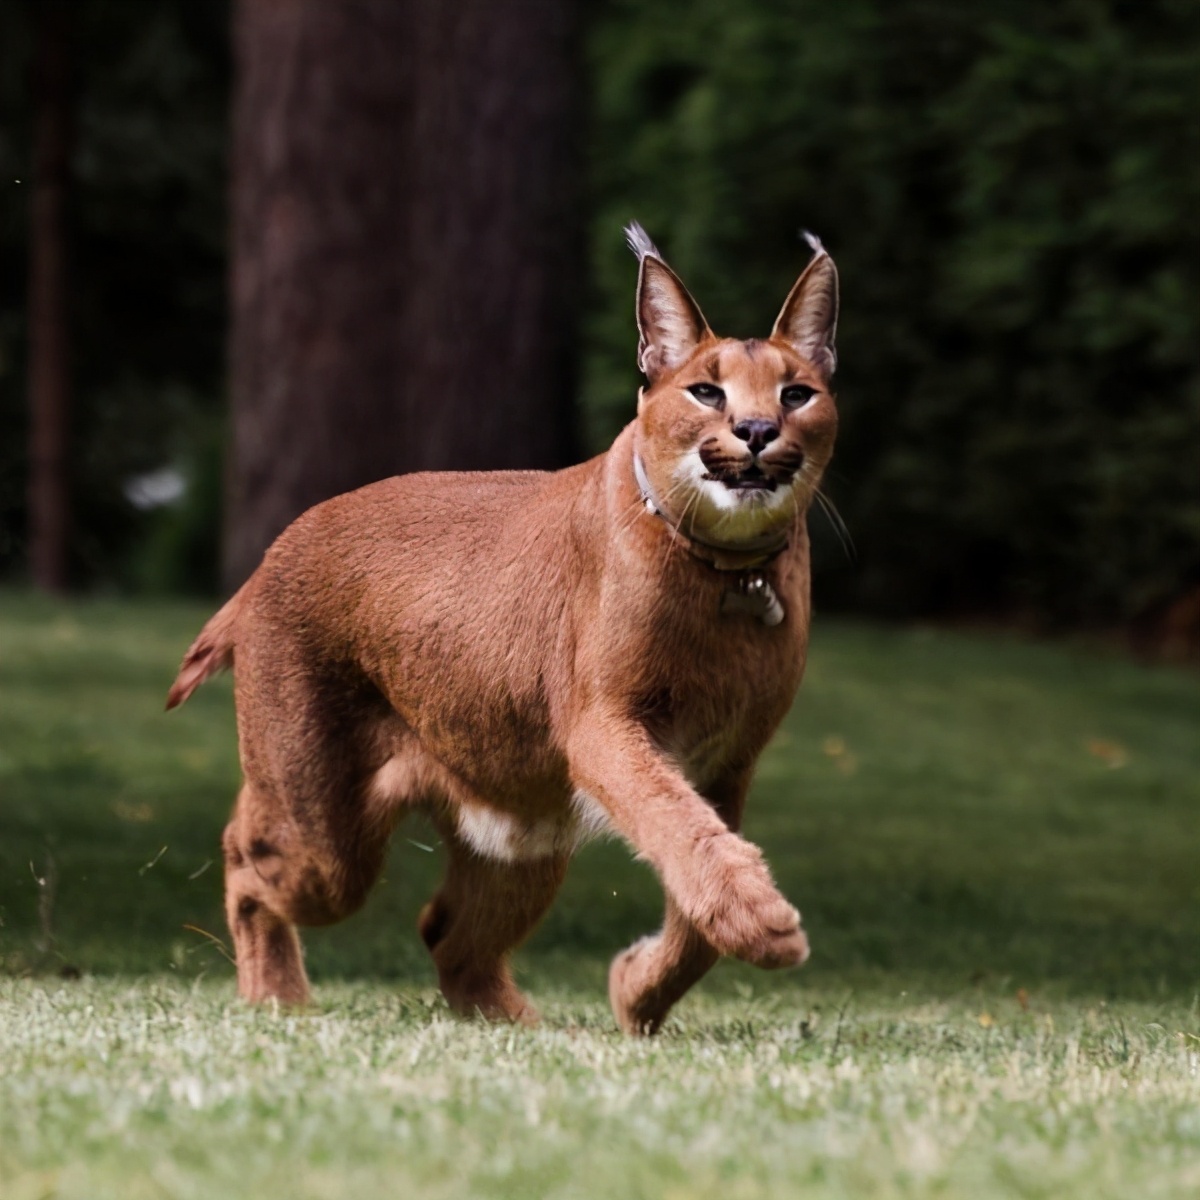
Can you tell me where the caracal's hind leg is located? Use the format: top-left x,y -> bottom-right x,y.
222,622 -> 406,1005
221,785 -> 309,1005
418,830 -> 568,1024
608,771 -> 750,1035
222,778 -> 391,1005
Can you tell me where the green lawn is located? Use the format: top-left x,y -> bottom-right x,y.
1,592 -> 1198,1198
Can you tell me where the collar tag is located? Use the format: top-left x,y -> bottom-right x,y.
720,571 -> 785,626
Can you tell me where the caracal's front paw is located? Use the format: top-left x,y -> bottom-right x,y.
609,934 -> 667,1036
685,833 -> 811,969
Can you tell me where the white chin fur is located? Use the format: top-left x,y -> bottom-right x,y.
674,451 -> 797,543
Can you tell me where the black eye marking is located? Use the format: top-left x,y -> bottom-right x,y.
687,382 -> 726,407
781,383 -> 817,409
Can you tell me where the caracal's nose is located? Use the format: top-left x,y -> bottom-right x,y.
731,418 -> 780,456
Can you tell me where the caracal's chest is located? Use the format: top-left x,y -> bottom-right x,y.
665,660 -> 800,789
631,604 -> 806,791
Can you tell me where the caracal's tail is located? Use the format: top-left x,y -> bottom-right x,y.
165,583 -> 250,710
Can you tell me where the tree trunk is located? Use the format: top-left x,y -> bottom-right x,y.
26,0 -> 73,593
225,0 -> 581,589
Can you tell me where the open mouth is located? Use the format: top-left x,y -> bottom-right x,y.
705,464 -> 779,493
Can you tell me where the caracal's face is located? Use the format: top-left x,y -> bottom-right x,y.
637,335 -> 838,547
625,223 -> 840,550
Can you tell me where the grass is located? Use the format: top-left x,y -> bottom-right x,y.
1,590 -> 1198,1198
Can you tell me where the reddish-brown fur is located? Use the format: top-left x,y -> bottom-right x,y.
169,226 -> 840,1033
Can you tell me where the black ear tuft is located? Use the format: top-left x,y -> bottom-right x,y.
625,221 -> 662,262
771,234 -> 839,376
626,223 -> 712,382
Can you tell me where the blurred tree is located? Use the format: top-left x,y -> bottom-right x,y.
225,0 -> 582,587
26,0 -> 73,592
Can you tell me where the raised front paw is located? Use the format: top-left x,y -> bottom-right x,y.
683,832 -> 811,969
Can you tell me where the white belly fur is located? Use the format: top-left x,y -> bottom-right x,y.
369,749 -> 613,864
455,789 -> 612,863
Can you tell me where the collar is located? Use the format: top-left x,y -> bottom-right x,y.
632,450 -> 790,572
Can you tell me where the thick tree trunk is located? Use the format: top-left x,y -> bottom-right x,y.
225,0 -> 581,589
400,0 -> 581,470
26,0 -> 73,593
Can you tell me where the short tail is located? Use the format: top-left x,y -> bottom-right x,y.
165,584 -> 249,711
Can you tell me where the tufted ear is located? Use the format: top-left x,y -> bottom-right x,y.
771,232 -> 839,376
625,222 -> 712,383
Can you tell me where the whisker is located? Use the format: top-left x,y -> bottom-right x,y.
654,479 -> 693,525
790,484 -> 807,545
616,490 -> 652,535
662,488 -> 701,579
813,486 -> 855,563
617,471 -> 693,537
665,486 -> 697,551
788,462 -> 820,544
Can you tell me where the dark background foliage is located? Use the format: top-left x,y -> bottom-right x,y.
583,0 -> 1200,625
1,0 -> 228,593
1,0 -> 1196,625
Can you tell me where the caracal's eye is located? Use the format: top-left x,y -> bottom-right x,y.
781,383 -> 817,409
686,382 -> 726,407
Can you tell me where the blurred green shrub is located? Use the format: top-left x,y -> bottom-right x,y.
585,0 -> 1199,624
123,409 -> 223,595
0,0 -> 227,594
0,0 -> 1195,625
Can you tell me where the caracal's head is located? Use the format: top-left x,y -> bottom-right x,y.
627,223 -> 839,550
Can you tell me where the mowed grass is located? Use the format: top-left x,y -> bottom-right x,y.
0,591 -> 1197,1199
